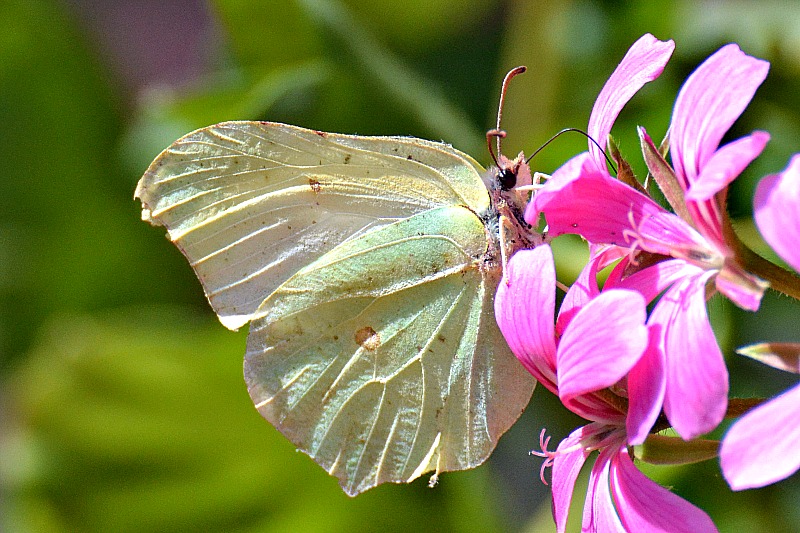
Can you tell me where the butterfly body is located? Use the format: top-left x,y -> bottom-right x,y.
136,121 -> 536,495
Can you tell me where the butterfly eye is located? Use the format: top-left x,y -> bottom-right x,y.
498,167 -> 517,191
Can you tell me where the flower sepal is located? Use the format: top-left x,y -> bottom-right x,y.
634,434 -> 719,466
714,259 -> 768,311
607,135 -> 646,194
639,126 -> 692,223
737,342 -> 800,373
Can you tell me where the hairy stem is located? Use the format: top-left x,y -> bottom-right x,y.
720,207 -> 800,301
738,245 -> 800,301
725,397 -> 766,418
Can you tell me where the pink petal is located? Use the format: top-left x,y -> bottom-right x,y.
720,383 -> 800,490
568,395 -> 628,427
557,290 -> 648,403
583,448 -> 627,533
532,157 -> 667,246
686,200 -> 727,254
555,250 -> 603,337
589,243 -> 630,267
495,246 -> 558,391
671,44 -> 770,187
588,34 -> 675,172
604,257 -> 630,289
609,258 -> 694,304
552,427 -> 593,533
525,152 -> 597,225
634,211 -> 717,259
651,271 -> 729,439
611,451 -> 718,532
683,131 -> 769,256
715,261 -> 767,311
626,325 -> 666,445
754,154 -> 800,272
686,131 -> 770,201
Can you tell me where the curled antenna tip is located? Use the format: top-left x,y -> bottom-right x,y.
486,128 -> 507,167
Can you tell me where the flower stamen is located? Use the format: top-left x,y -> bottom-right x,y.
530,428 -> 557,485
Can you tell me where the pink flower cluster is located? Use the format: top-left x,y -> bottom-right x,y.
720,156 -> 800,490
495,33 -> 800,531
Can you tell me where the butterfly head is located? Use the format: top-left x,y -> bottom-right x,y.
494,151 -> 532,192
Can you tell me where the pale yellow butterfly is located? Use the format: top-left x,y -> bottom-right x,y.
135,68 -> 538,496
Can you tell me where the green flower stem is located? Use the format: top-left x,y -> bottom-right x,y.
738,244 -> 800,301
718,204 -> 800,301
725,397 -> 766,418
635,434 -> 719,466
634,399 -> 765,466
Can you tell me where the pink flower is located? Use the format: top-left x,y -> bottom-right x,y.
528,39 -> 771,439
495,245 -> 717,533
752,155 -> 800,275
720,155 -> 800,490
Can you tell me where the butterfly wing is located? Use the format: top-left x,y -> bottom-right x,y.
135,121 -> 535,495
136,121 -> 489,330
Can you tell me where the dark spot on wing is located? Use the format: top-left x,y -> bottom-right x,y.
355,326 -> 380,351
309,178 -> 322,193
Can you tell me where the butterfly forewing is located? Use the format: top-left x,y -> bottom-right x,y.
135,121 -> 535,495
135,121 -> 490,330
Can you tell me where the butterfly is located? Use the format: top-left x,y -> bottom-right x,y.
135,68 -> 539,496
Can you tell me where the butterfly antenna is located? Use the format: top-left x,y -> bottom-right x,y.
495,66 -> 527,157
526,128 -> 617,174
486,128 -> 506,168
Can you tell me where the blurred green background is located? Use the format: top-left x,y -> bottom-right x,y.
2,0 -> 800,531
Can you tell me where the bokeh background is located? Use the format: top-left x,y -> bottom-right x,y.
2,0 -> 800,531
